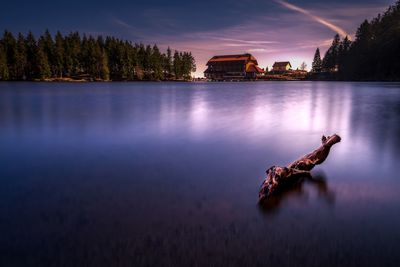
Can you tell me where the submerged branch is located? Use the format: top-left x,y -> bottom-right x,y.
258,134 -> 341,203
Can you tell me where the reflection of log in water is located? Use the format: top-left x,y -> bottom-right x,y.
258,172 -> 335,213
258,134 -> 341,206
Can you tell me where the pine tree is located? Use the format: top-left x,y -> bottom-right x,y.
119,41 -> 129,80
123,41 -> 135,80
165,47 -> 172,79
15,33 -> 27,80
173,51 -> 181,79
100,50 -> 109,80
188,52 -> 196,74
151,44 -> 163,80
337,36 -> 351,77
144,45 -> 152,72
54,31 -> 64,77
311,48 -> 322,72
42,30 -> 55,76
322,34 -> 340,72
80,34 -> 90,74
181,52 -> 196,79
0,43 -> 9,80
2,31 -> 17,79
36,38 -> 51,79
65,31 -> 81,76
351,20 -> 374,79
136,43 -> 145,70
25,31 -> 37,80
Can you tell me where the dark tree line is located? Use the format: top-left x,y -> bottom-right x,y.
0,30 -> 196,81
311,1 -> 400,81
311,34 -> 351,74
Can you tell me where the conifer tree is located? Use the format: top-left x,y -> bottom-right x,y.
36,38 -> 51,79
151,44 -> 163,80
166,47 -> 172,76
42,30 -> 55,76
2,31 -> 17,79
54,31 -> 64,77
311,48 -> 322,72
15,33 -> 27,80
181,52 -> 196,79
65,32 -> 81,76
100,50 -> 109,80
0,43 -> 9,80
173,51 -> 181,79
25,31 -> 37,80
143,45 -> 152,72
322,34 -> 340,72
136,43 -> 145,70
337,36 -> 351,77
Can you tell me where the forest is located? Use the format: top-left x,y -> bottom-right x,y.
0,30 -> 196,81
311,0 -> 400,81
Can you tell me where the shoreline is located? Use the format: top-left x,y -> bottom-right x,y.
0,78 -> 195,83
1,79 -> 399,83
1,76 -> 400,83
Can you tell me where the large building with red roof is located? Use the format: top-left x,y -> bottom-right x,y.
204,54 -> 264,80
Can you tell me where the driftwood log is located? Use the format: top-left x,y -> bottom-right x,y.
258,134 -> 341,203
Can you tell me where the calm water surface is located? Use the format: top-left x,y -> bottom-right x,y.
0,82 -> 400,266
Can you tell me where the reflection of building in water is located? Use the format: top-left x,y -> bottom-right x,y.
248,84 -> 352,136
204,54 -> 264,80
0,83 -> 399,163
189,91 -> 209,137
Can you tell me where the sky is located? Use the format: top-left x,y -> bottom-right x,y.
1,0 -> 394,77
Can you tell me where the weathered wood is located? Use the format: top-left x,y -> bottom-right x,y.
258,134 -> 341,203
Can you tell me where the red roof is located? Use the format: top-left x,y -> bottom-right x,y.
207,53 -> 258,65
272,61 -> 291,68
255,65 -> 265,73
246,63 -> 264,73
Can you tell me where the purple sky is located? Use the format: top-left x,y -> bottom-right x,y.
1,0 -> 394,77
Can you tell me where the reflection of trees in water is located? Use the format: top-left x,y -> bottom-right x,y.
0,86 -> 165,135
1,83 -> 399,158
258,171 -> 335,214
349,86 -> 400,161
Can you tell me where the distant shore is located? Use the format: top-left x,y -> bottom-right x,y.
0,77 -> 195,83
2,76 -> 399,83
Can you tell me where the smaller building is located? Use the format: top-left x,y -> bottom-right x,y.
272,61 -> 292,72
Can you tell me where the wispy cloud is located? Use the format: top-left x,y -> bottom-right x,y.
112,18 -> 133,29
273,0 -> 349,37
212,37 -> 279,45
247,48 -> 268,52
110,17 -> 149,39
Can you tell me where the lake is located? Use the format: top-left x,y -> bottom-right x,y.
0,81 -> 400,267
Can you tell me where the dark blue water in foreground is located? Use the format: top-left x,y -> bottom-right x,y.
0,82 -> 400,267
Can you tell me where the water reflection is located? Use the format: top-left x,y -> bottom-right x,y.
0,82 -> 400,266
0,83 -> 399,150
258,171 -> 335,214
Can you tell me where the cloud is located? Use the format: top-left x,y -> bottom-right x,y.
110,17 -> 150,39
112,18 -> 133,29
212,37 -> 279,45
273,0 -> 349,38
247,48 -> 268,52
